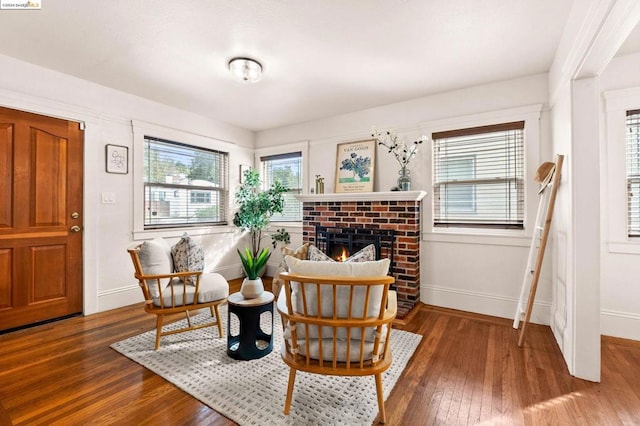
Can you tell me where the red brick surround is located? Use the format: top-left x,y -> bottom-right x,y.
301,197 -> 422,319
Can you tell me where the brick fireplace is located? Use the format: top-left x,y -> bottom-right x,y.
297,191 -> 427,319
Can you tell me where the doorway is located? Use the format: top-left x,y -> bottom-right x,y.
0,106 -> 83,331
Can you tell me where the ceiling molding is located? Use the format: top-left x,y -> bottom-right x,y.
550,0 -> 640,103
576,0 -> 640,79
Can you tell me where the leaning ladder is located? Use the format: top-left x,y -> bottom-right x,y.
513,154 -> 564,347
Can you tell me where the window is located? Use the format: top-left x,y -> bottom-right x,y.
433,121 -> 524,229
627,110 -> 640,237
261,152 -> 302,221
442,156 -> 476,212
190,191 -> 211,204
143,136 -> 228,229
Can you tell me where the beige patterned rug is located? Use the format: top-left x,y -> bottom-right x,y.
111,305 -> 422,425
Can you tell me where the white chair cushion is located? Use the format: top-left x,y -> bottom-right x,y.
138,237 -> 173,298
152,272 -> 229,307
284,256 -> 390,342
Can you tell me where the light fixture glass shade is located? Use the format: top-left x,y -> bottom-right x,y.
229,57 -> 262,83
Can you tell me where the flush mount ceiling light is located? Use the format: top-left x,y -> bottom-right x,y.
228,57 -> 262,83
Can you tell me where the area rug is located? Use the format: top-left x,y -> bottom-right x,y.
111,305 -> 422,425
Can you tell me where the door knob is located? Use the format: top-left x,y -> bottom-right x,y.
70,225 -> 81,233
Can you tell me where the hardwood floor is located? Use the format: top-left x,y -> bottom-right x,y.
1,279 -> 639,425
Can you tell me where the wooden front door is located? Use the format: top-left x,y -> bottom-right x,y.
0,107 -> 83,332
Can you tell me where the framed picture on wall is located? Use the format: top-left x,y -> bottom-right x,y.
334,139 -> 376,193
105,144 -> 128,174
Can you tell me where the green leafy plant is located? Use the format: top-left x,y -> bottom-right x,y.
237,247 -> 271,280
270,228 -> 290,249
233,168 -> 289,259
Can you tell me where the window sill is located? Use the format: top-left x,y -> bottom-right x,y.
607,242 -> 640,255
133,225 -> 236,241
424,228 -> 530,247
267,222 -> 302,228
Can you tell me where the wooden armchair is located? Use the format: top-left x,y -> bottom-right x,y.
128,241 -> 228,349
277,269 -> 396,423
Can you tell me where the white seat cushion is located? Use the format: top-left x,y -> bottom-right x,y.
152,272 -> 229,307
291,338 -> 379,362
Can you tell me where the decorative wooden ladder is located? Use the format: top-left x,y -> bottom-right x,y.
513,154 -> 564,347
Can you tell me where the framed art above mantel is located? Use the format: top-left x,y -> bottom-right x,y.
334,139 -> 376,193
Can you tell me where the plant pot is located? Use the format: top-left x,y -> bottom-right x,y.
240,277 -> 264,299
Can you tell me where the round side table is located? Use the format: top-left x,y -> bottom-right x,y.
227,291 -> 274,360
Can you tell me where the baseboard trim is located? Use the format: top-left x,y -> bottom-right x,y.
421,284 -> 551,325
601,309 -> 640,341
98,284 -> 142,312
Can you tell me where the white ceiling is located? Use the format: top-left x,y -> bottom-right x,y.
0,0 -> 623,132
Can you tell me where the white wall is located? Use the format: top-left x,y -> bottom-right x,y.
544,0 -> 640,381
600,51 -> 640,341
257,74 -> 555,325
0,54 -> 255,314
548,80 -> 573,360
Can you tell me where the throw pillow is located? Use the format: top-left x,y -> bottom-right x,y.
307,243 -> 376,263
171,233 -> 204,285
284,255 -> 391,340
308,244 -> 333,262
272,243 -> 309,299
285,255 -> 390,279
281,242 -> 310,260
344,244 -> 376,263
137,237 -> 173,298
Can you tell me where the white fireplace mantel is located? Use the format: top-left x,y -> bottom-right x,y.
296,190 -> 427,203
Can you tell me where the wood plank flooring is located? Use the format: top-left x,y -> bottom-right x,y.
1,279 -> 639,425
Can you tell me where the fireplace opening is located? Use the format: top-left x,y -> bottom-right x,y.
315,225 -> 395,271
330,246 -> 350,261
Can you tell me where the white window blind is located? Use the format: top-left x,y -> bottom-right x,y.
433,121 -> 525,229
144,136 -> 228,229
261,152 -> 302,221
627,110 -> 640,237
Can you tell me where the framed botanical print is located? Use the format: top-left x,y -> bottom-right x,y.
334,139 -> 376,193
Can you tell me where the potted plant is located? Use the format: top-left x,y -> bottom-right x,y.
237,247 -> 271,298
233,168 -> 289,281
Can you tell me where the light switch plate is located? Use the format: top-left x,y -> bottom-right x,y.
101,192 -> 116,204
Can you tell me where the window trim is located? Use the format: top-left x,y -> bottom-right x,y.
132,120 -> 237,240
421,104 -> 542,240
433,120 -> 525,229
143,136 -> 228,229
254,141 -> 309,225
261,151 -> 303,222
626,110 -> 640,238
604,87 -> 640,254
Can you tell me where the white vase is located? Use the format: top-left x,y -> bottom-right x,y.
240,277 -> 264,299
